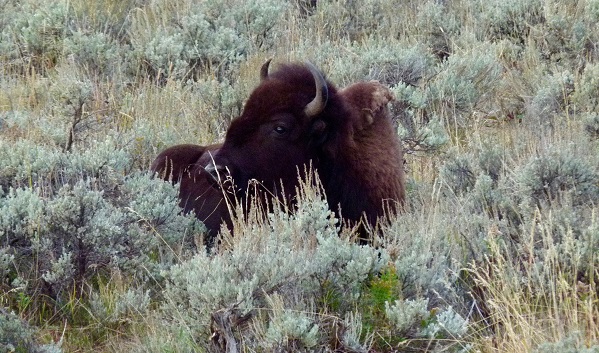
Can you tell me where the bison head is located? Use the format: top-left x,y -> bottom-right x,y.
206,61 -> 337,198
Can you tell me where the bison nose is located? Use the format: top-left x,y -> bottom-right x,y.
204,162 -> 226,182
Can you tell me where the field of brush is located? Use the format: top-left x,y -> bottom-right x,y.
1,0 -> 598,352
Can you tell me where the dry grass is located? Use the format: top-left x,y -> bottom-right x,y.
469,215 -> 599,352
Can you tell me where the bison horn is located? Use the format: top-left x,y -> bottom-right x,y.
260,58 -> 272,81
304,62 -> 329,118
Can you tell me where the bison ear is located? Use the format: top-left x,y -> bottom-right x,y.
309,119 -> 328,145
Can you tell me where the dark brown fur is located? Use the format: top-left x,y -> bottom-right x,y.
330,81 -> 405,227
151,62 -> 404,243
151,144 -> 230,243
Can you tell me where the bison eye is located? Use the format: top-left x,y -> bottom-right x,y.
274,125 -> 288,135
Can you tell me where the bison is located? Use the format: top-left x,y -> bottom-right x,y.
151,60 -> 405,244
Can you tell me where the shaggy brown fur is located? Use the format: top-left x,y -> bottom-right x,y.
151,62 -> 404,243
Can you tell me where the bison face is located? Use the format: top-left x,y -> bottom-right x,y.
205,62 -> 329,198
209,113 -> 323,194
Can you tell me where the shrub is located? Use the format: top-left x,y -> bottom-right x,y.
261,294 -> 320,350
1,172 -> 202,303
47,64 -> 95,149
528,1 -> 599,64
132,28 -> 188,83
386,299 -> 468,339
427,43 -> 503,128
67,0 -> 138,42
157,176 -> 389,350
384,297 -> 430,334
187,77 -> 248,124
379,178 -> 476,311
396,110 -> 449,154
526,70 -> 575,129
338,312 -> 373,352
63,30 -> 126,77
87,284 -> 151,335
0,308 -> 62,353
0,1 -> 70,73
129,0 -> 287,82
573,62 -> 599,113
584,112 -> 599,139
144,173 -> 473,352
304,0 -> 394,42
476,0 -> 544,43
535,332 -> 599,353
414,0 -> 461,60
440,151 -> 477,196
384,299 -> 469,351
469,202 -> 599,352
517,148 -> 599,209
327,41 -> 434,87
0,136 -> 203,323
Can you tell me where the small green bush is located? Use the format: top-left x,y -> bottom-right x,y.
305,0 -> 393,41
